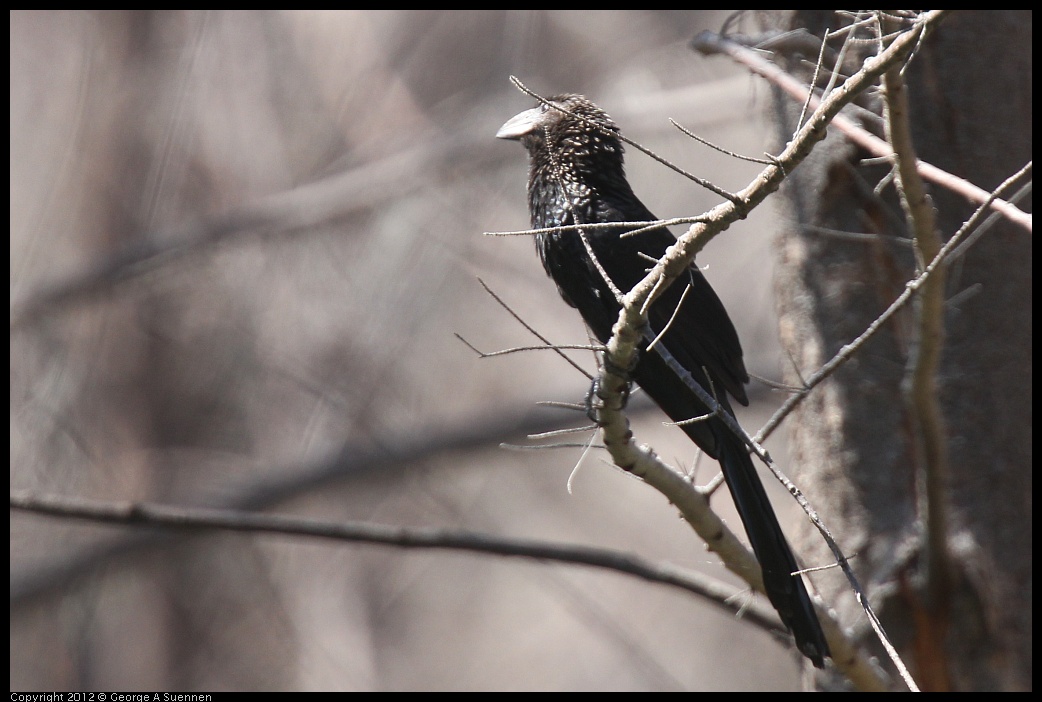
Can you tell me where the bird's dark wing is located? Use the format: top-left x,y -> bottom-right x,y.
593,191 -> 750,407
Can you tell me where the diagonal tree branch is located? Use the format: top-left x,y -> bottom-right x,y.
560,12 -> 951,691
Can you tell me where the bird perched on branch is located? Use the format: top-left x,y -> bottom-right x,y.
497,93 -> 829,668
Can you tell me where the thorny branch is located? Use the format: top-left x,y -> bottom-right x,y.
505,11 -> 954,691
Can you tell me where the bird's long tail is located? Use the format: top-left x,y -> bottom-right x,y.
715,433 -> 830,668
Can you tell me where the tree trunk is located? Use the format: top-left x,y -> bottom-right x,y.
771,10 -> 1031,691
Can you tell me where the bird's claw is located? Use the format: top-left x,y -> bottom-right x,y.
585,376 -> 631,426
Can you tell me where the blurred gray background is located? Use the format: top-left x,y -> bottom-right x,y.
11,10 -> 813,690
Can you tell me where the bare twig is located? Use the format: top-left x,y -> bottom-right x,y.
668,118 -> 773,165
880,13 -> 951,666
455,335 -> 602,359
473,278 -> 594,380
510,76 -> 743,206
645,280 -> 692,354
484,218 -> 707,237
527,424 -> 599,440
758,160 -> 1032,442
692,13 -> 1031,233
10,407 -> 582,606
9,489 -> 791,640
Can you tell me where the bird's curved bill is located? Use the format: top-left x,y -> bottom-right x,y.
495,106 -> 542,140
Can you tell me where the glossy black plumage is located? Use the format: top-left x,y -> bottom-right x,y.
498,94 -> 829,667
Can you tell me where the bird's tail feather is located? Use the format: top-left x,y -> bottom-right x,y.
714,433 -> 830,668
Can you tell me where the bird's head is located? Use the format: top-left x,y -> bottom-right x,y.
497,94 -> 625,181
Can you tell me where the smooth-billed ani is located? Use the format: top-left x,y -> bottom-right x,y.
497,94 -> 829,668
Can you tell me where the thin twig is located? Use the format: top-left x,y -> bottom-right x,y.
527,425 -> 599,439
484,218 -> 705,237
759,159 -> 1032,441
645,280 -> 692,353
692,15 -> 1030,233
474,278 -> 593,380
668,119 -> 773,165
881,14 -> 951,658
510,77 -> 743,206
9,490 -> 788,636
455,335 -> 602,359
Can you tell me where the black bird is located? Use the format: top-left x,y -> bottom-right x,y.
497,94 -> 829,668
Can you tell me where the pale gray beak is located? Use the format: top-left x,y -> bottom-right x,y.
495,106 -> 543,140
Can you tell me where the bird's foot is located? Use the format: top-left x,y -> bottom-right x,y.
585,376 -> 631,426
